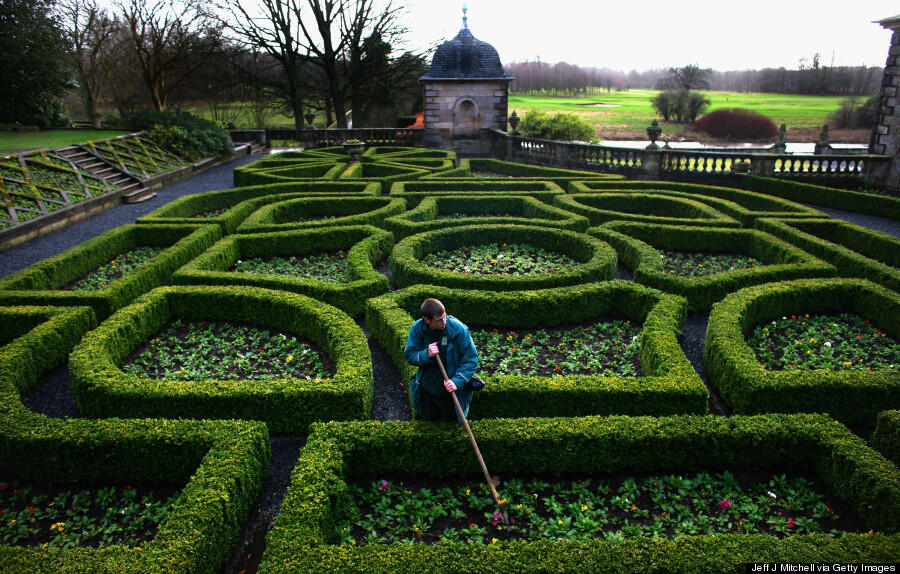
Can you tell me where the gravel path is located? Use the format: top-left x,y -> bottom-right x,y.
1,166 -> 895,574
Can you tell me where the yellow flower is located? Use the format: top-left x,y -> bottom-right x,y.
810,338 -> 816,343
465,489 -> 470,496
500,498 -> 507,505
286,355 -> 293,363
630,504 -> 637,511
491,537 -> 499,544
516,504 -> 521,510
581,504 -> 588,512
558,519 -> 563,525
843,361 -> 853,366
795,341 -> 802,345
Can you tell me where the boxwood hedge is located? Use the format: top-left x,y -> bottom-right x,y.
459,158 -> 625,187
257,414 -> 900,574
236,196 -> 406,234
389,180 -> 566,207
389,224 -> 616,290
234,162 -> 346,186
872,410 -> 900,467
361,147 -> 457,161
704,278 -> 900,424
590,222 -> 836,312
136,182 -> 381,233
568,181 -> 825,226
172,225 -> 393,316
555,193 -> 740,227
68,285 -> 373,433
737,175 -> 900,221
0,305 -> 269,574
338,162 -> 431,189
754,217 -> 900,293
0,224 -> 221,320
383,195 -> 590,240
365,281 -> 706,418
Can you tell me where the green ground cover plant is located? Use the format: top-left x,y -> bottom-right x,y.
748,313 -> 900,372
389,180 -> 566,208
660,251 -> 760,278
419,243 -> 580,275
471,320 -> 641,377
338,471 -> 852,545
121,318 -> 333,382
556,193 -> 738,227
233,250 -> 348,283
63,246 -> 165,291
0,480 -> 180,549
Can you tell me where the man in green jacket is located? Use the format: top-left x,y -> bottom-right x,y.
404,298 -> 478,422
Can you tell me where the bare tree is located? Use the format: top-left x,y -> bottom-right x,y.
116,0 -> 221,111
59,0 -> 116,127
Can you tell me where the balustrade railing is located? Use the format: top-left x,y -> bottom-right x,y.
266,128 -> 424,148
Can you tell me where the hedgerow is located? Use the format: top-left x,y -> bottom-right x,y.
556,193 -> 739,227
257,414 -> 900,573
382,195 -> 590,240
365,282 -> 705,418
0,224 -> 221,320
872,410 -> 900,467
136,182 -> 380,233
704,278 -> 900,424
754,217 -> 900,293
337,162 -> 431,189
590,222 -> 836,312
68,285 -> 373,433
236,197 -> 406,234
389,180 -> 566,208
233,162 -> 346,186
389,224 -> 616,290
172,225 -> 393,316
459,158 -> 624,187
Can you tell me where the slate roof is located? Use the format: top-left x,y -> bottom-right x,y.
421,26 -> 511,80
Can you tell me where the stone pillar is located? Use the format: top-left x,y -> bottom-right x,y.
869,15 -> 900,191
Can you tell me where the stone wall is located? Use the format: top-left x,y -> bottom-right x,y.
871,18 -> 900,191
422,80 -> 510,153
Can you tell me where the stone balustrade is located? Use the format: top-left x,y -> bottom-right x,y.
265,128 -> 424,148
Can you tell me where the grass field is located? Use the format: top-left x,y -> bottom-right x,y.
509,90 -> 856,142
0,130 -> 130,156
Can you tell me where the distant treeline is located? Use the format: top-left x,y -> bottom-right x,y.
506,59 -> 882,96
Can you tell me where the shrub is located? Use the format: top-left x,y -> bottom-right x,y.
691,108 -> 778,140
128,109 -> 233,160
651,90 -> 710,123
518,109 -> 597,143
828,95 -> 879,129
872,410 -> 900,467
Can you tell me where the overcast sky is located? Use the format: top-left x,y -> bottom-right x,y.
396,1 -> 898,72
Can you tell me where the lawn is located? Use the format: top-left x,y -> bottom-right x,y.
509,90 -> 855,142
0,130 -> 129,156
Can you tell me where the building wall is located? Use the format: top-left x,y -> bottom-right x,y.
871,24 -> 900,191
422,80 -> 510,152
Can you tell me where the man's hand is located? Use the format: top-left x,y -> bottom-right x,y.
427,342 -> 439,357
444,379 -> 457,393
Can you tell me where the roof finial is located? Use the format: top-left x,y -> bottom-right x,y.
462,4 -> 468,30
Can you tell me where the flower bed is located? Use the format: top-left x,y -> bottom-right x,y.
383,195 -> 589,240
365,282 -> 705,418
0,305 -> 268,574
389,225 -> 616,291
236,196 -> 406,233
754,217 -> 900,293
389,180 -> 566,208
136,182 -> 380,233
704,278 -> 900,424
568,181 -> 825,227
590,222 -> 836,312
173,225 -> 392,316
257,414 -> 900,573
555,193 -> 740,227
0,224 -> 221,320
337,162 -> 431,189
233,162 -> 346,186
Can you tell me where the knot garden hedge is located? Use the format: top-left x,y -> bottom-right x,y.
0,146 -> 898,572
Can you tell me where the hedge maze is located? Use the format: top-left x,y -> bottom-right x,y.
1,146 -> 898,572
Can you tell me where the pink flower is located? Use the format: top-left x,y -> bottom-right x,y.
719,499 -> 732,510
787,517 -> 795,529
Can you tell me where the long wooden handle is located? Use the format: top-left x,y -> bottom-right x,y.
434,355 -> 503,510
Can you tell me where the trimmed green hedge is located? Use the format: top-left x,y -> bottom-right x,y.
236,197 -> 406,234
365,282 -> 706,418
556,193 -> 741,227
375,158 -> 456,172
69,285 -> 373,433
459,158 -> 625,187
568,181 -> 825,226
389,224 -> 616,290
590,222 -> 836,312
234,162 -> 346,186
383,195 -> 590,240
173,225 -> 393,316
738,175 -> 900,221
136,182 -> 381,234
872,410 -> 900,467
257,414 -> 900,573
389,180 -> 566,208
420,166 -> 472,178
754,217 -> 900,293
337,162 -> 431,189
0,305 -> 269,574
362,148 -> 457,161
0,224 -> 221,320
704,278 -> 900,424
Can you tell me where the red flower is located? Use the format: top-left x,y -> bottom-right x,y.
719,499 -> 732,510
28,505 -> 34,513
0,483 -> 7,491
856,335 -> 862,339
469,522 -> 476,527
791,315 -> 796,319
787,517 -> 795,529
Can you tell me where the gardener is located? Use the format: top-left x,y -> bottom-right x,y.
404,298 -> 478,423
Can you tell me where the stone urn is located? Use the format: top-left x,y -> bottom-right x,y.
342,141 -> 365,163
646,120 -> 662,150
